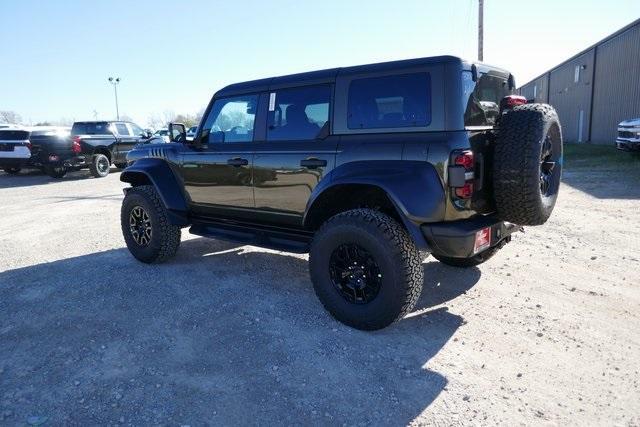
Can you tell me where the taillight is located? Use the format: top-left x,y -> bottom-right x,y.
500,95 -> 527,110
455,182 -> 474,198
450,149 -> 475,200
454,150 -> 474,170
72,136 -> 82,154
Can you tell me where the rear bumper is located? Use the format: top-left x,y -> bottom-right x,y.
44,154 -> 90,169
616,139 -> 640,152
421,215 -> 520,258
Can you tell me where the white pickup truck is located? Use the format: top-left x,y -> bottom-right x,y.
616,118 -> 640,152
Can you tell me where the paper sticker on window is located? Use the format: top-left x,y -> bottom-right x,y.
269,93 -> 276,111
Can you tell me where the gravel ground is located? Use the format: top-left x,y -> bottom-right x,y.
0,166 -> 639,426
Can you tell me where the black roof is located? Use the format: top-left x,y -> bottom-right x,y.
215,55 -> 469,97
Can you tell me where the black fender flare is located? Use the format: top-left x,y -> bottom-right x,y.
120,158 -> 189,226
303,160 -> 446,250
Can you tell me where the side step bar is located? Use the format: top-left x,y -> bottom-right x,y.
189,218 -> 313,254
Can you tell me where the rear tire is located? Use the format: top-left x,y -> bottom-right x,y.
432,246 -> 500,268
90,153 -> 110,177
46,166 -> 67,179
309,209 -> 423,330
121,185 -> 181,263
494,103 -> 562,225
3,167 -> 21,175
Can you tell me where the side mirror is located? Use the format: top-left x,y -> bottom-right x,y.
143,131 -> 153,138
169,123 -> 186,143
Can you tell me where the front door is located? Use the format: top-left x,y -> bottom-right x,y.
253,85 -> 337,227
179,94 -> 258,217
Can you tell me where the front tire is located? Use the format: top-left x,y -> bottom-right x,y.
121,185 -> 181,263
90,153 -> 111,177
3,167 -> 21,175
432,246 -> 500,268
309,209 -> 424,330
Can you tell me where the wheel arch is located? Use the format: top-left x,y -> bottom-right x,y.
121,158 -> 190,226
303,161 -> 446,252
92,146 -> 112,162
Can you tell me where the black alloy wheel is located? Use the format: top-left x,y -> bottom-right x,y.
329,243 -> 383,304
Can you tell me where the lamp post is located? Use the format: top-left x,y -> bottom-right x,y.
108,77 -> 121,120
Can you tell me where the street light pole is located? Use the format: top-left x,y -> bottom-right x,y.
478,0 -> 484,61
108,77 -> 121,120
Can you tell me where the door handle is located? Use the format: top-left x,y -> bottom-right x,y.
300,158 -> 327,169
227,157 -> 249,167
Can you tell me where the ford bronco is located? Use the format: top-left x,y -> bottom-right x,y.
120,56 -> 563,330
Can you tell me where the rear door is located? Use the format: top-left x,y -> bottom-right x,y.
113,122 -> 137,163
252,84 -> 337,227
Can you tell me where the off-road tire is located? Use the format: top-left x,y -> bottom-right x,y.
121,185 -> 181,263
309,209 -> 424,330
114,162 -> 128,170
3,167 -> 21,175
432,246 -> 500,268
45,166 -> 67,179
494,103 -> 562,225
89,153 -> 110,178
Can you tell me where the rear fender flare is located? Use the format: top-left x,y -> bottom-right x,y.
304,161 -> 446,250
120,158 -> 189,226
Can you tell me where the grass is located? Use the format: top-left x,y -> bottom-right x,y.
563,143 -> 640,172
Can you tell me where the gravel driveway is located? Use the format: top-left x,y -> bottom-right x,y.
0,166 -> 638,426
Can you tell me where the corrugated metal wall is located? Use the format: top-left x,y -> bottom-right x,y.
590,22 -> 640,143
548,50 -> 595,143
518,19 -> 640,144
520,74 -> 549,103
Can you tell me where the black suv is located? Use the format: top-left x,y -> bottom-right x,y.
120,56 -> 563,330
40,120 -> 157,178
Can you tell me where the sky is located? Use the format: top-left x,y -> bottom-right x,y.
1,0 -> 639,127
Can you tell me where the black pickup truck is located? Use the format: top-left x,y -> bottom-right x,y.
40,120 -> 158,178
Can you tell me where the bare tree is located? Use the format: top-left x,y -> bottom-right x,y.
0,110 -> 22,124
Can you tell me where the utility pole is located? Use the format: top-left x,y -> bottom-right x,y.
478,0 -> 484,61
108,77 -> 121,120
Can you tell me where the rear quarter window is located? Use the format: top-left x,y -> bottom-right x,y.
347,73 -> 431,129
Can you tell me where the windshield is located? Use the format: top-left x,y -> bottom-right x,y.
463,71 -> 512,127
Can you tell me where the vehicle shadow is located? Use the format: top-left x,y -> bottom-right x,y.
0,238 -> 473,425
0,168 -> 121,189
562,168 -> 640,200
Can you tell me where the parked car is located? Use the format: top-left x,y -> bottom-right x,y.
40,120 -> 156,178
0,126 -> 71,175
186,126 -> 198,141
616,118 -> 640,152
120,55 -> 562,330
0,127 -> 33,174
153,129 -> 170,143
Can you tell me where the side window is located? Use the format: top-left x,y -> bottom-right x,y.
115,123 -> 130,136
202,95 -> 258,143
129,123 -> 144,136
347,73 -> 431,129
267,85 -> 331,141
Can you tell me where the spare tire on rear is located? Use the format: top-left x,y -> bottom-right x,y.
493,103 -> 562,226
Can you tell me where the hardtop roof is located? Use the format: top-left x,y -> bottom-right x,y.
215,55 -> 503,97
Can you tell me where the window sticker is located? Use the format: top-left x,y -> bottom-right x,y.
269,92 -> 276,111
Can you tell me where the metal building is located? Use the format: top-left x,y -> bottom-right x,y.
519,18 -> 640,144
